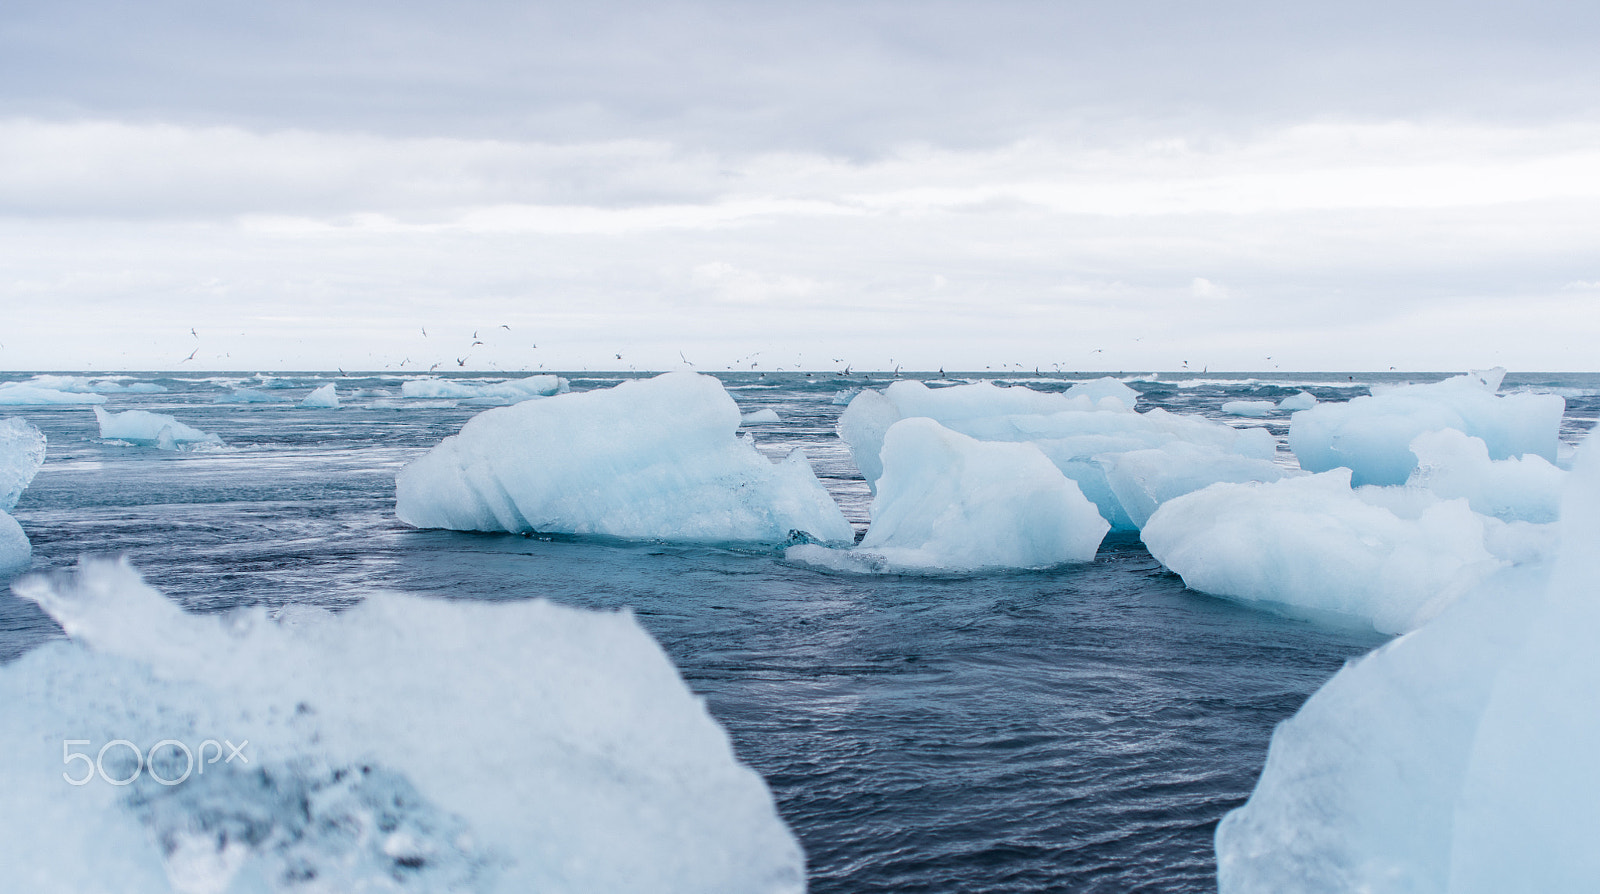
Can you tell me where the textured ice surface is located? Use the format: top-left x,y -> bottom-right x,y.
299,384 -> 339,409
397,371 -> 852,545
1289,368 -> 1564,486
1221,400 -> 1276,417
1277,391 -> 1317,411
400,375 -> 569,404
95,408 -> 223,449
1408,428 -> 1565,523
1064,376 -> 1140,408
1142,469 -> 1502,634
0,382 -> 108,405
839,380 -> 1273,530
1216,428 -> 1600,893
1104,442 -> 1294,530
1,418 -> 47,578
787,417 -> 1106,573
1,558 -> 804,894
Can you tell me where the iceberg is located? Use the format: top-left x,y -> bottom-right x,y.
787,417 -> 1107,573
215,387 -> 283,404
1221,400 -> 1277,417
1216,428 -> 1600,892
0,382 -> 107,405
400,375 -> 570,404
1277,391 -> 1317,411
741,408 -> 781,424
1064,376 -> 1141,408
24,375 -> 167,394
300,383 -> 340,409
1407,428 -> 1565,523
94,408 -> 223,449
397,371 -> 853,545
1103,441 -> 1294,530
1288,368 -> 1564,486
2,558 -> 804,894
1141,469 -> 1502,634
1,417 -> 46,578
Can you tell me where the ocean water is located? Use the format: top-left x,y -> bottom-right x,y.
4,369 -> 1597,891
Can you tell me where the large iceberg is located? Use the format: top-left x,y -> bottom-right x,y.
1,417 -> 47,578
1407,428 -> 1565,523
2,558 -> 804,893
397,371 -> 853,545
400,375 -> 570,404
839,379 -> 1274,530
1104,442 -> 1294,530
95,407 -> 223,449
1141,470 -> 1503,634
1216,428 -> 1600,892
1288,368 -> 1564,486
787,417 -> 1107,573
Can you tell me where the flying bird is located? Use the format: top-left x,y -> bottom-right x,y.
422,327 -> 427,337
181,349 -> 197,363
456,357 -> 466,367
190,328 -> 198,338
499,324 -> 511,330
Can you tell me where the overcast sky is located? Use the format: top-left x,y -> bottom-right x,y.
2,0 -> 1598,372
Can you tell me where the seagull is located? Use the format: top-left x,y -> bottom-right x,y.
429,363 -> 440,372
181,348 -> 197,363
472,341 -> 484,347
499,324 -> 511,330
421,327 -> 428,337
190,328 -> 198,338
680,351 -> 694,366
456,357 -> 466,367
472,330 -> 478,339
616,353 -> 623,360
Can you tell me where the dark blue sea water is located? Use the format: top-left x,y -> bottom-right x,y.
4,370 -> 1597,891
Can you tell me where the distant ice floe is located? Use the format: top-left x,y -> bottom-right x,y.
1,417 -> 47,578
1,558 -> 804,894
839,378 -> 1272,530
215,387 -> 284,404
95,408 -> 224,450
1216,428 -> 1600,892
400,375 -> 570,405
1289,368 -> 1564,486
22,375 -> 168,394
397,371 -> 852,545
741,408 -> 782,424
300,384 -> 340,409
788,417 -> 1107,573
1277,391 -> 1317,411
1221,400 -> 1277,417
0,382 -> 108,405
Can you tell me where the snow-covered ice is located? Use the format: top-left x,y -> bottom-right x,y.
1,558 -> 804,894
1216,427 -> 1600,893
397,371 -> 853,545
94,408 -> 223,449
1,417 -> 46,578
1288,368 -> 1564,486
300,384 -> 340,409
1221,400 -> 1276,417
787,417 -> 1107,573
400,375 -> 570,404
1141,469 -> 1503,634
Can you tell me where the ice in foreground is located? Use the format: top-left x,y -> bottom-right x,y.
1,417 -> 47,578
397,371 -> 853,545
95,408 -> 223,449
788,418 -> 1107,573
1216,428 -> 1600,892
1288,368 -> 1563,486
2,558 -> 805,894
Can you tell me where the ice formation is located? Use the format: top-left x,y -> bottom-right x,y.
1,558 -> 804,894
0,382 -> 107,405
95,408 -> 223,449
24,375 -> 167,394
787,418 -> 1107,573
1216,428 -> 1600,892
1063,376 -> 1140,408
1,417 -> 46,578
838,379 -> 1274,529
1277,391 -> 1317,411
1407,428 -> 1565,523
1288,368 -> 1564,486
397,371 -> 853,545
741,408 -> 782,424
400,375 -> 570,404
1221,400 -> 1276,417
1103,442 -> 1294,530
216,387 -> 282,404
300,384 -> 340,409
1141,469 -> 1503,634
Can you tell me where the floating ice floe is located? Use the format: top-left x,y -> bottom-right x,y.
1221,400 -> 1277,417
1104,442 -> 1295,530
741,408 -> 781,424
1,417 -> 46,578
1,558 -> 804,894
94,408 -> 224,450
1142,469 -> 1508,634
400,375 -> 570,405
300,384 -> 340,409
788,417 -> 1107,573
397,371 -> 853,545
1216,428 -> 1600,893
1277,391 -> 1317,411
215,387 -> 283,404
1407,428 -> 1565,523
24,375 -> 168,394
839,379 -> 1273,530
1063,376 -> 1141,408
0,382 -> 107,405
1288,368 -> 1564,486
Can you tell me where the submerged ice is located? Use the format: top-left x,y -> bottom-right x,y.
2,558 -> 804,894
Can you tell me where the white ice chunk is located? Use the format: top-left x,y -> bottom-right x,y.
300,383 -> 340,409
1103,441 -> 1294,530
396,371 -> 853,545
1407,428 -> 1565,523
94,407 -> 223,448
1064,376 -> 1140,409
1221,400 -> 1277,417
788,417 -> 1107,573
0,510 -> 27,578
1,417 -> 47,511
1142,469 -> 1502,633
25,375 -> 166,394
1277,391 -> 1317,411
1,558 -> 804,894
0,383 -> 106,405
741,408 -> 781,424
400,375 -> 570,404
1216,427 -> 1600,893
1288,368 -> 1564,486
